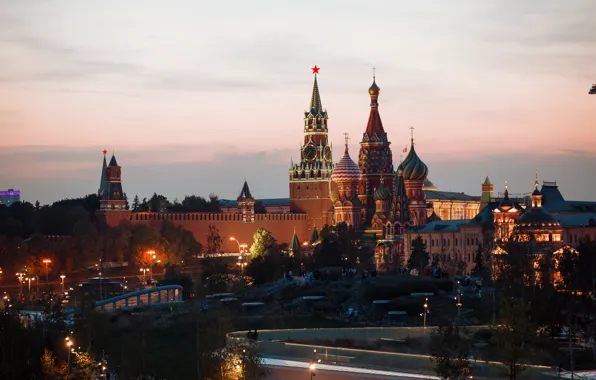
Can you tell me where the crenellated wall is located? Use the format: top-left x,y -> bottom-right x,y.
100,211 -> 312,252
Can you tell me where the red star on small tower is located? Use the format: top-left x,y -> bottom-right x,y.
311,65 -> 320,75
102,149 -> 107,155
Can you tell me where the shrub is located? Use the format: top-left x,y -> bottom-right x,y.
363,277 -> 438,301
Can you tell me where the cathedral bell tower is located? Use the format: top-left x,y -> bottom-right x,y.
358,73 -> 394,224
399,130 -> 429,226
289,66 -> 334,227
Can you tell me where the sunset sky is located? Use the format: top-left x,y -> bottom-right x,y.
1,0 -> 595,204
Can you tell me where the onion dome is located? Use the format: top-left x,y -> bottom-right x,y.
373,177 -> 391,201
369,78 -> 380,96
331,140 -> 360,183
401,138 -> 428,181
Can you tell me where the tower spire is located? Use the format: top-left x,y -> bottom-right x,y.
309,66 -> 322,114
410,126 -> 415,145
343,132 -> 350,153
534,169 -> 539,190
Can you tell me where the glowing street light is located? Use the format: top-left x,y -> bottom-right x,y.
420,298 -> 430,329
140,268 -> 149,282
310,349 -> 317,379
16,272 -> 25,294
147,250 -> 156,280
66,337 -> 74,379
456,280 -> 463,318
27,277 -> 35,295
42,259 -> 52,283
60,274 -> 66,293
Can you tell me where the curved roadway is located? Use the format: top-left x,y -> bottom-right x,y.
263,358 -> 439,379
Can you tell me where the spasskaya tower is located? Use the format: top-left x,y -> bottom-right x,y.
289,66 -> 334,228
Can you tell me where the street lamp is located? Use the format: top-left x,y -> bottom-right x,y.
66,337 -> 73,379
229,237 -> 242,253
456,280 -> 463,318
27,277 -> 34,295
60,274 -> 66,293
147,250 -> 156,280
310,349 -> 317,379
420,297 -> 429,329
16,272 -> 24,295
42,259 -> 52,284
140,268 -> 149,282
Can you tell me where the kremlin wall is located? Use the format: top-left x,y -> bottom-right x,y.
96,69 -> 596,270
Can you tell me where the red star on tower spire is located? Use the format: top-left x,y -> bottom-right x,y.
311,65 -> 320,75
102,149 -> 107,155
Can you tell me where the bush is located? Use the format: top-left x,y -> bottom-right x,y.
318,267 -> 344,281
473,329 -> 492,342
363,276 -> 439,301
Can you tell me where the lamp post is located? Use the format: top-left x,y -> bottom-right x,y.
456,280 -> 463,318
27,277 -> 34,295
16,272 -> 24,295
310,349 -> 317,379
147,250 -> 156,281
421,297 -> 429,329
66,337 -> 73,379
140,268 -> 148,282
60,274 -> 66,293
42,259 -> 52,284
229,237 -> 242,253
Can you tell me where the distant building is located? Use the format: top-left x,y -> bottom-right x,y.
0,189 -> 20,206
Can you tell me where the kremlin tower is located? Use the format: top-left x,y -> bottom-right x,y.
99,152 -> 127,211
357,75 -> 394,224
289,66 -> 334,228
330,134 -> 361,228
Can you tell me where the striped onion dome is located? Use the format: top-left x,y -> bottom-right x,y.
399,138 -> 428,181
331,144 -> 360,183
373,179 -> 391,201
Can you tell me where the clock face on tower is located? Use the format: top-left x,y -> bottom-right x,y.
303,144 -> 317,160
323,145 -> 332,162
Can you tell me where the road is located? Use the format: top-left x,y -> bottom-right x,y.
263,358 -> 439,380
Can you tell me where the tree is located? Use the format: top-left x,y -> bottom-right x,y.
160,221 -> 202,264
206,225 -> 223,256
205,340 -> 266,380
168,194 -> 222,212
40,349 -> 60,380
471,243 -> 485,278
249,229 -> 276,258
430,325 -> 471,380
246,243 -> 290,285
132,195 -> 140,211
408,235 -> 429,274
148,193 -> 170,213
491,297 -> 532,379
